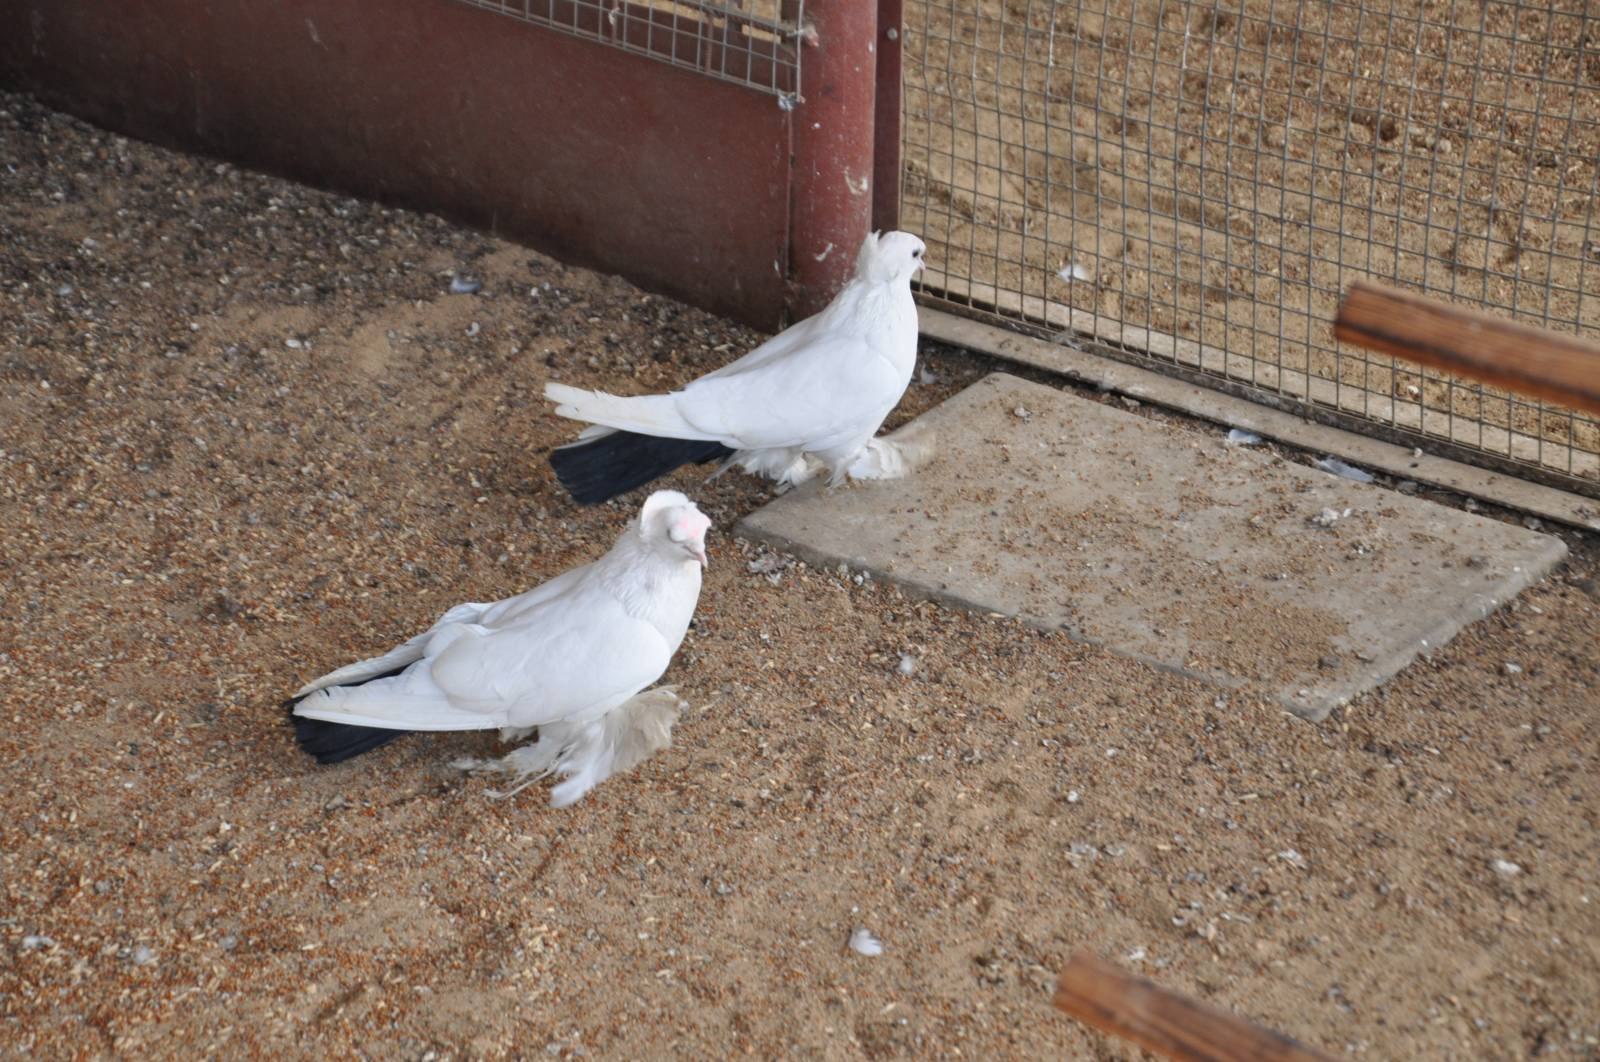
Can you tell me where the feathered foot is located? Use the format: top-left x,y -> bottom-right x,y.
844,422 -> 939,482
721,449 -> 821,494
453,688 -> 685,807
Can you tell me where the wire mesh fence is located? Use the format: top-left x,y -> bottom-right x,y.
453,0 -> 807,102
901,0 -> 1600,495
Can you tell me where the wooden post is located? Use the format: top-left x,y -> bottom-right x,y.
1053,953 -> 1334,1062
1333,281 -> 1600,416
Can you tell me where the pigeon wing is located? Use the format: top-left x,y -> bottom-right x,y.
428,585 -> 676,730
291,559 -> 598,699
676,334 -> 910,451
698,310 -> 828,382
291,600 -> 493,698
294,577 -> 675,732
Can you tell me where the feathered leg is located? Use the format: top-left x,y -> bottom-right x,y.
453,688 -> 684,806
843,422 -> 939,482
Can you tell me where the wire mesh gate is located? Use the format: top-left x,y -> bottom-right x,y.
452,0 -> 807,102
900,0 -> 1600,496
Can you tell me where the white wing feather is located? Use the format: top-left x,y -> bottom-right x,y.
675,335 -> 908,451
543,234 -> 922,475
291,559 -> 598,699
293,582 -> 674,732
546,334 -> 906,454
428,588 -> 676,728
291,600 -> 491,698
545,384 -> 719,441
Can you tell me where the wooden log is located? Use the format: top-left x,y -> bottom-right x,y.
1333,281 -> 1600,416
1053,952 -> 1333,1062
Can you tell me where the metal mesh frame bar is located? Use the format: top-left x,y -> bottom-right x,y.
902,0 -> 1600,495
452,0 -> 806,102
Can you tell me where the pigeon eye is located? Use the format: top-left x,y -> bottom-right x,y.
913,249 -> 923,259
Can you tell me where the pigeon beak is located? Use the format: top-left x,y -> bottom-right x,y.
692,544 -> 708,569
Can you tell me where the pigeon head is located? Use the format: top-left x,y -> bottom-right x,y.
638,490 -> 711,568
854,230 -> 927,286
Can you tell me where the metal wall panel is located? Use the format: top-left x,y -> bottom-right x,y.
0,0 -> 887,329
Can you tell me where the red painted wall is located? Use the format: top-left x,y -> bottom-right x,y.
0,0 -> 892,329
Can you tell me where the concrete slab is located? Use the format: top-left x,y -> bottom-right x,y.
738,373 -> 1569,720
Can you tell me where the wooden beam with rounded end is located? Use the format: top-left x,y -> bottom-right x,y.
1053,952 -> 1334,1061
1333,281 -> 1600,416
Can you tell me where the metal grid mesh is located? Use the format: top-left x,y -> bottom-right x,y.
902,0 -> 1600,494
453,0 -> 807,102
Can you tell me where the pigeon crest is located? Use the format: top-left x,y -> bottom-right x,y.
853,229 -> 927,286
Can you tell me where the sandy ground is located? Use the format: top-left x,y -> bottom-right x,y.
901,0 -> 1600,483
2,93 -> 1598,1059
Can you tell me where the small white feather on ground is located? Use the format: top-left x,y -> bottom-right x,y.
849,927 -> 884,957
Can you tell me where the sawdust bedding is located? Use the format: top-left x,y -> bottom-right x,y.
2,93 -> 1597,1058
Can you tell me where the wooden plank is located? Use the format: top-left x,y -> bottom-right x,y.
1334,281 -> 1600,417
1053,952 -> 1334,1062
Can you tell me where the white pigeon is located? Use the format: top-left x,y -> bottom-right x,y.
544,230 -> 935,504
287,490 -> 710,807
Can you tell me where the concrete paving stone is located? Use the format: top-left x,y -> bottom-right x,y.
738,373 -> 1569,720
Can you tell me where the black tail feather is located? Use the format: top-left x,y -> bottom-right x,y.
285,664 -> 414,765
549,430 -> 735,505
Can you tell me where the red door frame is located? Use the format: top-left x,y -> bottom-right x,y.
0,0 -> 901,329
